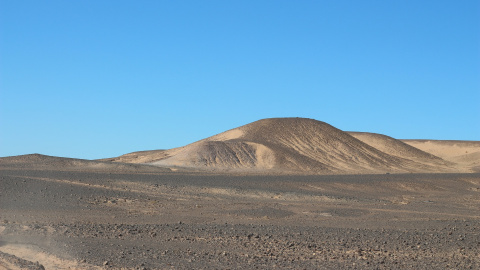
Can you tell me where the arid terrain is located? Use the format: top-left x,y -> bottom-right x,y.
1,118 -> 479,269
102,118 -> 479,174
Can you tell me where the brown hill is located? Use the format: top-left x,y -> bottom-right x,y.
402,140 -> 480,172
106,118 -> 457,174
347,132 -> 448,163
0,154 -> 170,172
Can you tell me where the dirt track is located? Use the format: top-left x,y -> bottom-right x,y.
1,167 -> 479,269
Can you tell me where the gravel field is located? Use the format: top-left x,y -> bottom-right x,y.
1,167 -> 479,269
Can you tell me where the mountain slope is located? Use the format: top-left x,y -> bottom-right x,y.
106,118 -> 457,174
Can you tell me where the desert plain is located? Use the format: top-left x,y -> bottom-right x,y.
0,118 -> 479,269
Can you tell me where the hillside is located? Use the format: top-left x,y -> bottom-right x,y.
105,118 -> 458,174
0,154 -> 171,172
402,140 -> 480,172
347,132 -> 450,163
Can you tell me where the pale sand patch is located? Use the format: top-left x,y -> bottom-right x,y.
151,141 -> 277,170
0,244 -> 100,270
0,259 -> 20,270
207,128 -> 244,141
247,142 -> 276,169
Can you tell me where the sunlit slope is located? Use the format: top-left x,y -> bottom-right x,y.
402,140 -> 480,172
348,132 -> 451,164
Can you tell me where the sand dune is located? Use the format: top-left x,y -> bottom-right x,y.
105,118 -> 459,174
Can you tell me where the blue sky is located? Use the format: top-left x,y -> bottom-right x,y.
1,1 -> 479,159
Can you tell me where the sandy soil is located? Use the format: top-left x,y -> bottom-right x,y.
1,161 -> 479,269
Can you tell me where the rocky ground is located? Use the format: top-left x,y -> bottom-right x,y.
1,167 -> 479,269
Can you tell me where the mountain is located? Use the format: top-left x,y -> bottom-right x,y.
104,118 -> 458,174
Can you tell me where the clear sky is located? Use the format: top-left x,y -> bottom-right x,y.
1,1 -> 479,159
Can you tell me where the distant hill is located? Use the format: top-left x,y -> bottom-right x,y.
402,140 -> 480,173
347,132 -> 447,162
0,154 -> 171,172
103,118 -> 460,174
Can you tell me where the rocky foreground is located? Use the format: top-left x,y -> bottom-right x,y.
0,165 -> 479,269
2,220 -> 479,269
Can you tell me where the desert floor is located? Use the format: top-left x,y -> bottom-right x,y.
1,168 -> 479,269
